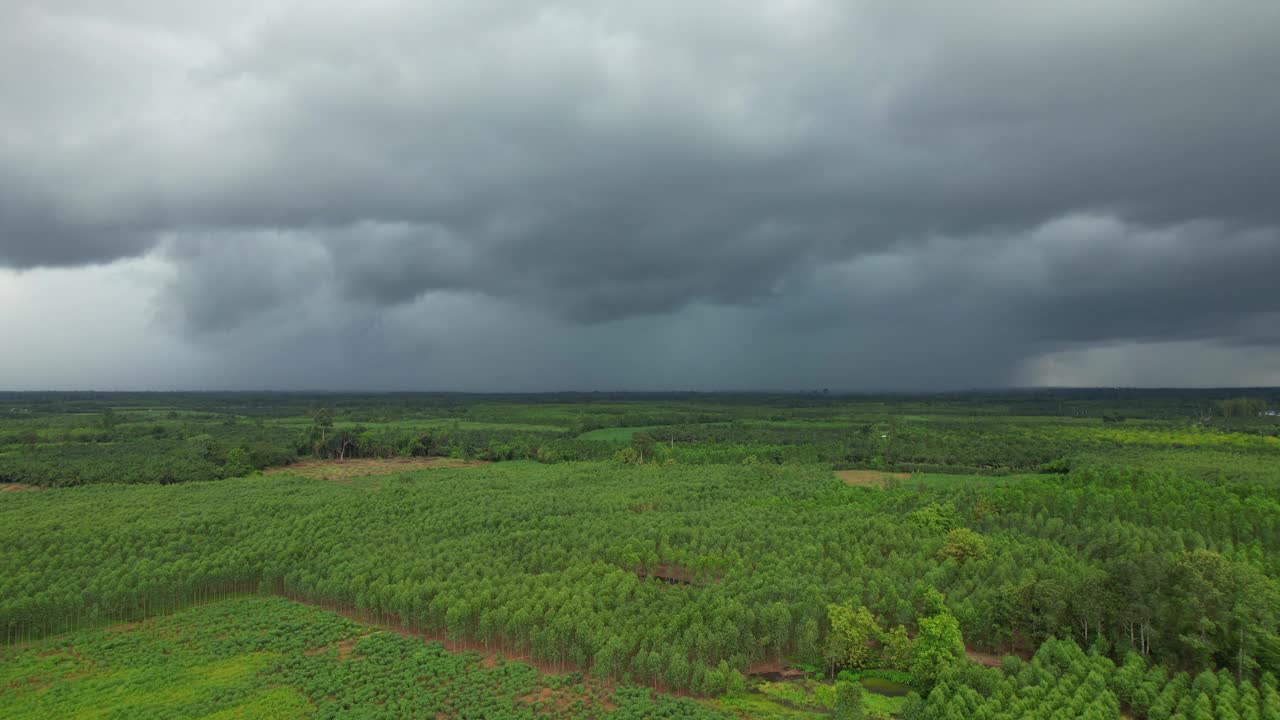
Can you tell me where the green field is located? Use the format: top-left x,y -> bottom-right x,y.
2,390 -> 1279,719
0,597 -> 731,719
576,425 -> 669,441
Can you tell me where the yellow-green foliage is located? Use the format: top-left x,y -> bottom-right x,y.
826,605 -> 882,670
0,598 -> 351,720
0,597 -> 731,720
936,527 -> 989,564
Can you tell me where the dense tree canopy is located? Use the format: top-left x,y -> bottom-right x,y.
2,390 -> 1279,719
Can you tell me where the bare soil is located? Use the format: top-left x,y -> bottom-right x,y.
965,649 -> 1003,667
307,635 -> 370,661
293,598 -> 572,677
518,685 -> 618,713
833,469 -> 911,488
264,457 -> 490,482
283,597 -> 627,710
0,483 -> 43,493
636,563 -> 719,586
745,660 -> 808,682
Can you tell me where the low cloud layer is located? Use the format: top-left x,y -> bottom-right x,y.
2,1 -> 1279,389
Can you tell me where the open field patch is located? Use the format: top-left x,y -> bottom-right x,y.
263,456 -> 489,481
745,661 -> 808,683
266,417 -> 569,434
577,425 -> 667,441
833,469 -> 911,487
965,648 -> 1015,667
635,562 -> 720,587
0,597 -> 727,720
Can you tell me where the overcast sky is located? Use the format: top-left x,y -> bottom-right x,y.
3,1 -> 1279,391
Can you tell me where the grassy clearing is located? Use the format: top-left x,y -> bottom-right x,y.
262,456 -> 489,481
717,676 -> 907,719
833,469 -> 912,488
0,598 -> 348,720
714,691 -> 827,719
742,420 -> 861,429
894,472 -> 1028,489
1074,446 -> 1280,485
0,597 -> 731,720
266,417 -> 569,434
579,420 -> 864,442
832,469 -> 1027,490
577,425 -> 667,442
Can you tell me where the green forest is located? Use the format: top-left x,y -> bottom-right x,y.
2,390 -> 1279,719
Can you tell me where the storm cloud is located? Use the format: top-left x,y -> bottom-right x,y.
2,1 -> 1280,389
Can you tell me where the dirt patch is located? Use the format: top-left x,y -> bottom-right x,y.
519,685 -> 618,713
0,483 -> 43,493
519,687 -> 558,705
289,598 -> 567,677
635,563 -> 718,586
965,649 -> 1002,667
307,635 -> 370,661
522,687 -> 553,700
264,457 -> 490,482
283,596 -> 623,710
965,648 -> 1031,667
834,470 -> 911,488
745,660 -> 807,682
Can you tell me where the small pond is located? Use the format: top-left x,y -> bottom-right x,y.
859,676 -> 913,697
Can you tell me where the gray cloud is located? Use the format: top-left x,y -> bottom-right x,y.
2,1 -> 1280,389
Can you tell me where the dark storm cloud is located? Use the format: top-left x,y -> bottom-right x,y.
802,217 -> 1280,347
0,180 -> 153,267
3,1 -> 1280,388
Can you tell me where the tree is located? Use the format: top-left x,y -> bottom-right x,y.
331,429 -> 355,461
912,611 -> 966,684
1214,397 -> 1267,418
937,528 -> 989,565
187,434 -> 218,461
311,408 -> 334,455
834,679 -> 865,720
914,585 -> 948,617
882,624 -> 915,670
222,448 -> 253,478
633,433 -> 656,464
827,604 -> 882,671
899,691 -> 925,720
